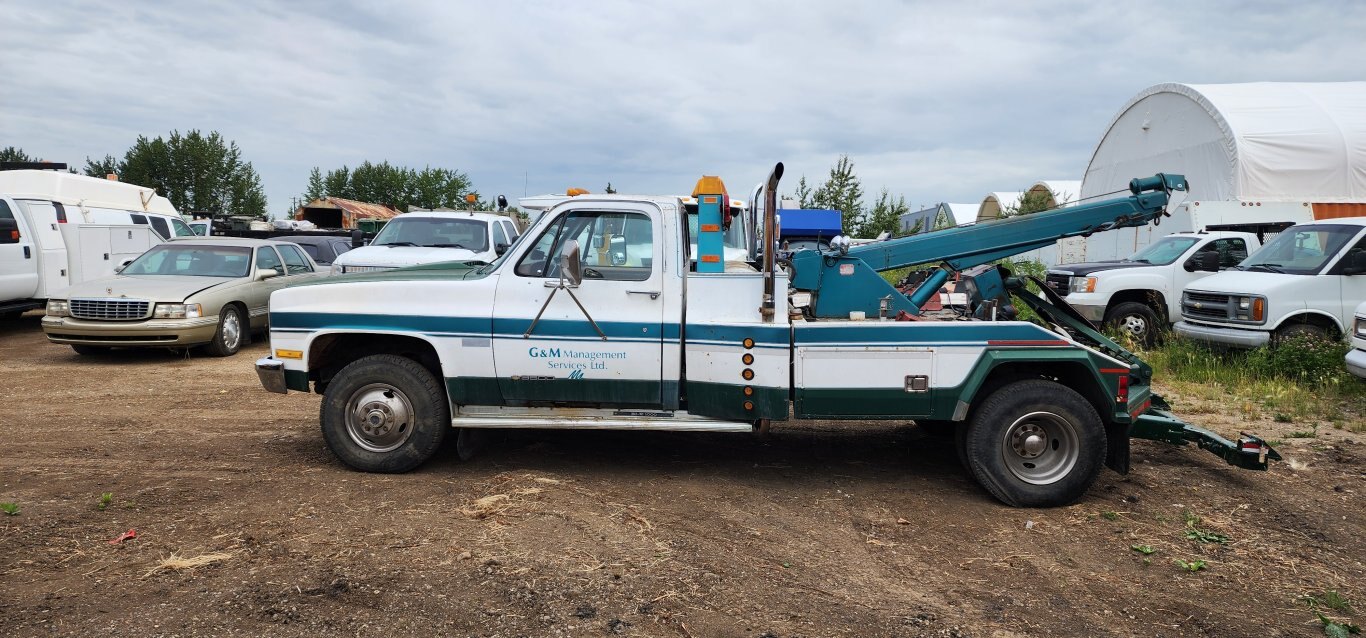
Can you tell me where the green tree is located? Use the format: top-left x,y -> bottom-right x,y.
792,175 -> 815,209
307,162 -> 473,211
1002,189 -> 1054,218
0,146 -> 34,163
859,188 -> 910,237
93,130 -> 267,217
811,155 -> 864,232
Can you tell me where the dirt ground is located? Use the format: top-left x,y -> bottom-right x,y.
1,312 -> 1363,638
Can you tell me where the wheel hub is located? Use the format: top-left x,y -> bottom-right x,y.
1011,424 -> 1048,458
1121,315 -> 1147,336
1001,411 -> 1080,485
345,384 -> 415,452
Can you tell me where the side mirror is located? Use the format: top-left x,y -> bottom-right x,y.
256,268 -> 281,281
0,218 -> 18,244
495,242 -> 509,256
1343,250 -> 1366,275
1184,250 -> 1219,272
559,239 -> 582,287
114,259 -> 134,273
351,229 -> 365,249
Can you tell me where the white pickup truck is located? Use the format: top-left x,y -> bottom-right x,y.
1044,230 -> 1260,346
329,211 -> 521,274
1175,217 -> 1366,347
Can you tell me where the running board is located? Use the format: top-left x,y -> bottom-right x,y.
451,406 -> 755,432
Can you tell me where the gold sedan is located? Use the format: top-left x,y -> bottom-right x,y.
42,238 -> 326,356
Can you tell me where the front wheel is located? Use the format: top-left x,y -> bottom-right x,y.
202,305 -> 246,357
320,354 -> 449,473
963,380 -> 1105,507
1104,302 -> 1162,348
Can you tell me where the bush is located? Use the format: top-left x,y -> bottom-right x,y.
1245,334 -> 1353,385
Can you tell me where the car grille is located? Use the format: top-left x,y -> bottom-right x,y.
69,299 -> 151,321
1044,273 -> 1072,297
1181,292 -> 1231,320
341,265 -> 396,273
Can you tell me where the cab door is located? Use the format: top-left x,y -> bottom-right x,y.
492,205 -> 667,407
0,200 -> 43,302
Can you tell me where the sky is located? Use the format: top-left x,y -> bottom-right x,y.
3,1 -> 1365,218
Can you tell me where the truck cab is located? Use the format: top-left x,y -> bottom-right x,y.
1045,230 -> 1259,346
1175,218 -> 1366,347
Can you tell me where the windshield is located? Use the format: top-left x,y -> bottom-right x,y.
1239,224 -> 1360,275
371,217 -> 489,251
121,244 -> 252,277
686,208 -> 748,259
1125,236 -> 1199,265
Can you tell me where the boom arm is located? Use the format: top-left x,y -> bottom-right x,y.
788,174 -> 1188,318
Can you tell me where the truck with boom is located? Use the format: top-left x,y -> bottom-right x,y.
256,164 -> 1278,507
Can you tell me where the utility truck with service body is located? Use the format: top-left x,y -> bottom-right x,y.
1175,218 -> 1366,348
1044,229 -> 1263,346
257,165 -> 1278,507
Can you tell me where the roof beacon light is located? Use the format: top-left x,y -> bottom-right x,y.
691,175 -> 729,274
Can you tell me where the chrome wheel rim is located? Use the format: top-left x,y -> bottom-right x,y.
1001,411 -> 1079,485
1119,314 -> 1148,337
345,383 -> 416,453
221,311 -> 241,349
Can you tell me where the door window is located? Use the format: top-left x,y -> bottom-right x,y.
130,214 -> 148,226
277,244 -> 313,274
148,216 -> 171,240
503,220 -> 518,241
1210,238 -> 1249,268
515,211 -> 653,281
171,218 -> 196,237
492,220 -> 508,249
0,200 -> 13,220
255,246 -> 285,276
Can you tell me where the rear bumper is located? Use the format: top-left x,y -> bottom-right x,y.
256,357 -> 288,394
1347,348 -> 1366,379
1173,320 -> 1269,348
41,315 -> 220,347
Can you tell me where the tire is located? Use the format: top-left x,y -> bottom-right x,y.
320,354 -> 449,473
202,305 -> 246,357
1104,302 -> 1163,348
963,379 -> 1106,507
71,344 -> 110,356
1274,322 -> 1330,345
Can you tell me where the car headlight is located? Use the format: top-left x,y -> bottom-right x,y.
330,263 -> 342,275
1233,296 -> 1265,322
46,300 -> 69,317
153,303 -> 204,319
1069,276 -> 1096,293
1356,316 -> 1366,338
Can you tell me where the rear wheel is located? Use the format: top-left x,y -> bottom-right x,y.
320,354 -> 449,472
202,305 -> 245,357
963,380 -> 1105,507
1104,302 -> 1162,348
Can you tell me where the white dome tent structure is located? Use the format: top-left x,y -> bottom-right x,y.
1069,81 -> 1366,263
975,191 -> 1023,223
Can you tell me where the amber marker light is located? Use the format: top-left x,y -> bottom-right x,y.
741,369 -> 754,380
742,353 -> 754,365
742,338 -> 754,349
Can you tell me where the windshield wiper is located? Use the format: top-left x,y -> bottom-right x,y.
381,241 -> 418,247
428,243 -> 470,249
1245,263 -> 1285,273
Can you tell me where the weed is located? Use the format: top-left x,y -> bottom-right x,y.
1303,590 -> 1355,613
98,492 -> 113,511
1174,559 -> 1207,573
1101,510 -> 1119,521
1316,612 -> 1360,637
1184,529 -> 1230,544
1131,544 -> 1157,555
1274,413 -> 1294,423
0,502 -> 18,516
1182,510 -> 1201,527
1288,424 -> 1320,439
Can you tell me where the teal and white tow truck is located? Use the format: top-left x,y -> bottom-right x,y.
256,164 -> 1278,507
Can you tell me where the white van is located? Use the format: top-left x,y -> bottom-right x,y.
1174,217 -> 1366,347
0,170 -> 193,317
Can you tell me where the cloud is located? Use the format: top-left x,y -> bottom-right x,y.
4,0 -> 1365,214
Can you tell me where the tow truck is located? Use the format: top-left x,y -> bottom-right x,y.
255,164 -> 1278,507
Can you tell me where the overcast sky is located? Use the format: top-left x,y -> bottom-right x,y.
4,1 -> 1364,216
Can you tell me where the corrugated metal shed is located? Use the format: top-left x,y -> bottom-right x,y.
295,197 -> 402,229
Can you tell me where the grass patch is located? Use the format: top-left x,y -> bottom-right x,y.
98,492 -> 113,511
1144,335 -> 1366,423
0,502 -> 18,516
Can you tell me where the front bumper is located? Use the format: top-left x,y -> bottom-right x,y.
41,315 -> 220,347
1347,348 -> 1366,379
256,357 -> 288,394
1173,320 -> 1270,348
1066,301 -> 1107,323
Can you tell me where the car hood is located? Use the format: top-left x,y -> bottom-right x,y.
59,275 -> 237,302
337,246 -> 482,268
1183,270 -> 1303,295
1048,261 -> 1157,276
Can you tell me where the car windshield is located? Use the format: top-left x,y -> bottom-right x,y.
1239,224 -> 1360,275
121,244 -> 252,277
371,217 -> 489,251
1124,236 -> 1199,265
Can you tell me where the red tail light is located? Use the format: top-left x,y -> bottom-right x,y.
1116,375 -> 1129,404
55,203 -> 67,223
